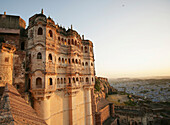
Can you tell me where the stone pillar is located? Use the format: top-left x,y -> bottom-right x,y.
85,89 -> 93,125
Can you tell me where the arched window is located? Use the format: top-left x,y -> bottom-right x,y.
86,77 -> 89,83
58,57 -> 61,63
72,39 -> 74,45
69,78 -> 71,84
76,77 -> 79,81
91,62 -> 93,66
57,78 -> 60,84
85,46 -> 88,53
38,27 -> 43,35
75,59 -> 78,64
49,54 -> 52,61
92,77 -> 94,82
85,62 -> 88,66
37,52 -> 42,59
61,78 -> 63,84
64,40 -> 67,45
82,62 -> 84,66
65,59 -> 67,64
68,39 -> 70,45
62,58 -> 64,63
21,42 -> 25,50
36,77 -> 42,88
58,37 -> 60,41
68,58 -> 71,64
49,30 -> 53,38
72,59 -> 74,63
49,78 -> 53,85
81,46 -> 83,51
73,77 -> 75,83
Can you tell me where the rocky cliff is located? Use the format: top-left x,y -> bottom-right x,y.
94,76 -> 117,103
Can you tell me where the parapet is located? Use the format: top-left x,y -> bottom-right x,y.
0,12 -> 26,29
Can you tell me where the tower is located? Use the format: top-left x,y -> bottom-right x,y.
0,42 -> 16,86
27,11 -> 95,125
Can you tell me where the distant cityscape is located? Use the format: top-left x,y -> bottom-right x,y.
111,78 -> 170,102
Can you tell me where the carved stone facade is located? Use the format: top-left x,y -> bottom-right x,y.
0,11 -> 95,125
0,43 -> 16,86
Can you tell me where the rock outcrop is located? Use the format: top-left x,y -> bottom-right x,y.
94,76 -> 117,103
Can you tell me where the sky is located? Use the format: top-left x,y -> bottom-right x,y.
1,0 -> 170,78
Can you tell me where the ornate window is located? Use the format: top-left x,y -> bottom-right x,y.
62,58 -> 64,63
49,30 -> 53,38
49,78 -> 53,85
61,78 -> 63,84
57,78 -> 60,84
73,77 -> 75,83
86,77 -> 89,83
68,58 -> 71,64
68,39 -> 70,45
36,77 -> 42,88
68,78 -> 71,84
58,37 -> 60,41
49,54 -> 52,61
75,59 -> 78,64
58,57 -> 61,63
72,59 -> 74,63
65,59 -> 67,64
72,39 -> 74,45
64,39 -> 67,45
38,27 -> 43,35
37,52 -> 42,59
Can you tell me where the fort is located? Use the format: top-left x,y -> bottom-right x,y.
0,10 -> 96,125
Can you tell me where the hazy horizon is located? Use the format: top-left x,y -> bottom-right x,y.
1,0 -> 170,78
